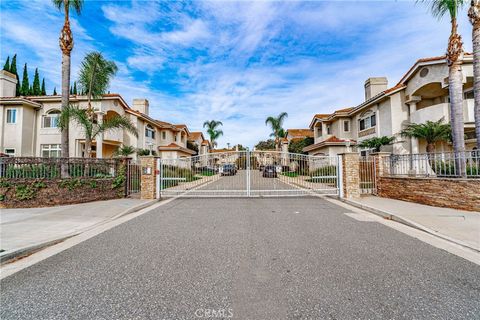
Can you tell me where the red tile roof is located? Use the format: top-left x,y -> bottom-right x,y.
286,129 -> 314,139
303,136 -> 356,152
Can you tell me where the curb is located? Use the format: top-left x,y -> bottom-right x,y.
337,197 -> 480,253
0,199 -> 159,264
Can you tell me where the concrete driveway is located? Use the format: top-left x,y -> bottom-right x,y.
1,197 -> 479,319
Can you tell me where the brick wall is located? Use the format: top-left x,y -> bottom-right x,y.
0,178 -> 123,208
377,177 -> 480,211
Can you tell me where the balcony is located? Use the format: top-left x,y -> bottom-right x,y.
411,100 -> 475,125
103,129 -> 123,143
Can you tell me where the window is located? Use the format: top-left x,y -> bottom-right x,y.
6,109 -> 17,124
4,148 -> 15,156
41,144 -> 61,158
145,125 -> 155,139
343,120 -> 350,132
162,131 -> 166,140
326,125 -> 331,135
174,135 -> 177,142
464,90 -> 474,99
359,112 -> 376,131
42,110 -> 61,128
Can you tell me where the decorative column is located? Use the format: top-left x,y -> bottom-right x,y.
340,152 -> 360,198
140,156 -> 157,200
406,96 -> 421,154
95,111 -> 105,158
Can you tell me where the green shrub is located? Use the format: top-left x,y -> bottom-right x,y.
310,165 -> 337,177
281,171 -> 298,177
5,164 -> 59,179
15,185 -> 36,200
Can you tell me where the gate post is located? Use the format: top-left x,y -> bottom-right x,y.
339,152 -> 360,198
140,156 -> 157,200
370,152 -> 390,196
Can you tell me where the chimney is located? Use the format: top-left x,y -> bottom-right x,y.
364,77 -> 388,100
133,98 -> 149,115
0,70 -> 18,98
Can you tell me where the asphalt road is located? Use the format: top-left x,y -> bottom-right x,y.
1,197 -> 480,319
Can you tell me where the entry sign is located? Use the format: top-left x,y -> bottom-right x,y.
142,167 -> 152,175
276,165 -> 282,173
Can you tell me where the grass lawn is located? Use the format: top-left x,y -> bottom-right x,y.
281,171 -> 299,177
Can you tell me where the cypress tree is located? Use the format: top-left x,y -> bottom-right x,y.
29,84 -> 33,96
70,84 -> 73,95
3,56 -> 10,72
73,81 -> 77,95
21,63 -> 30,96
41,78 -> 46,95
10,54 -> 20,96
32,68 -> 41,95
53,87 -> 57,95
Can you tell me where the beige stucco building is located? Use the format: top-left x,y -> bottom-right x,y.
0,70 -> 202,159
304,55 -> 478,156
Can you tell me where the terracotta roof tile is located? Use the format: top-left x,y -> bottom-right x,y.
286,129 -> 314,138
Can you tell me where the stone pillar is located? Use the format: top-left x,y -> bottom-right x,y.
95,111 -> 104,158
140,156 -> 157,200
340,152 -> 360,198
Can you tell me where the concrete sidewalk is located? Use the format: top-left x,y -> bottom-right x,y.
0,198 -> 155,261
350,196 -> 480,251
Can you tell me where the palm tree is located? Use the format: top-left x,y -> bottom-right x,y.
203,120 -> 223,148
53,0 -> 83,160
469,0 -> 480,149
358,136 -> 396,152
421,0 -> 466,154
401,119 -> 452,153
265,112 -> 288,149
78,52 -> 118,116
59,105 -> 138,158
114,145 -> 136,157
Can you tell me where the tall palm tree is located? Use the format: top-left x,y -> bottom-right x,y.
203,120 -> 223,148
401,119 -> 452,153
72,51 -> 118,157
469,0 -> 480,149
265,112 -> 288,149
78,52 -> 118,117
421,0 -> 466,154
59,105 -> 138,158
53,0 -> 84,160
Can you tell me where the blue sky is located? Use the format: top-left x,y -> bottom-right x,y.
0,0 -> 473,148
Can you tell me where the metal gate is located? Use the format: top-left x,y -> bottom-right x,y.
157,151 -> 340,198
359,156 -> 376,194
126,159 -> 142,197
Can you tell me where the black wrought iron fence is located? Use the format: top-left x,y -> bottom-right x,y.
383,151 -> 480,178
0,157 -> 124,179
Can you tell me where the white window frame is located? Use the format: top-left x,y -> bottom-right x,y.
42,109 -> 61,128
4,148 -> 15,156
343,120 -> 350,132
358,112 -> 376,132
6,108 -> 17,124
145,125 -> 155,140
41,144 -> 61,158
162,131 -> 166,140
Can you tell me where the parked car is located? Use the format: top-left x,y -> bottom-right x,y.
259,165 -> 265,172
262,165 -> 277,178
221,164 -> 237,176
